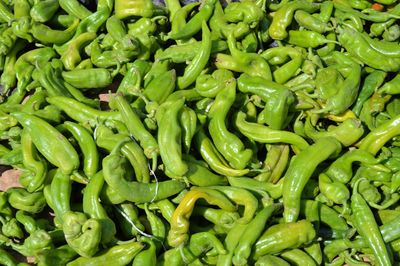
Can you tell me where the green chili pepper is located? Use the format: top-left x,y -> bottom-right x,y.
102,140 -> 185,203
0,248 -> 18,266
195,69 -> 234,98
268,0 -> 320,40
280,249 -> 317,266
0,39 -> 26,95
237,73 -> 295,130
169,0 -> 215,41
46,96 -> 121,127
211,186 -> 258,224
233,203 -> 282,265
208,78 -> 253,170
132,238 -> 157,266
183,155 -> 228,186
30,0 -> 59,22
167,187 -> 236,247
12,112 -> 79,174
193,128 -> 250,177
353,70 -> 387,116
338,25 -> 400,72
0,217 -> 24,239
60,32 -> 97,70
59,0 -> 92,20
110,94 -> 159,170
19,128 -> 48,192
283,137 -> 342,223
62,121 -> 99,178
214,33 -> 272,80
177,21 -> 212,89
295,10 -> 333,33
114,0 -> 154,19
350,178 -> 392,266
156,98 -> 188,178
32,18 -> 79,45
82,171 -> 116,244
254,220 -> 316,259
94,125 -> 150,183
10,229 -> 53,257
7,188 -> 46,214
235,111 -> 309,150
359,113 -> 400,155
255,254 -> 290,266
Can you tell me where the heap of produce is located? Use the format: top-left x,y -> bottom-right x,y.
0,0 -> 400,265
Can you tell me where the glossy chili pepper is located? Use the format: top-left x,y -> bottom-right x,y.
7,188 -> 46,214
193,128 -> 250,177
46,96 -> 120,127
19,128 -> 48,193
156,98 -> 188,178
195,69 -> 234,98
184,155 -> 228,186
255,255 -> 290,266
0,248 -> 18,266
192,205 -> 239,232
210,186 -> 258,224
110,94 -> 159,170
62,68 -> 114,90
29,0 -> 59,22
338,25 -> 400,72
237,73 -> 295,130
0,0 -> 13,23
268,0 -> 320,40
318,173 -> 350,212
0,39 -> 26,95
144,204 -> 166,248
233,203 -> 282,265
352,70 -> 387,116
283,137 -> 342,222
214,220 -> 247,266
59,0 -> 92,20
280,249 -> 317,266
287,30 -> 337,48
224,1 -> 264,28
0,217 -> 24,239
12,112 -> 79,174
102,140 -> 185,203
60,121 -> 99,178
254,220 -> 316,259
294,10 -> 333,33
177,21 -> 212,90
359,113 -> 400,155
208,78 -> 253,170
94,124 -> 150,183
10,229 -> 53,257
304,117 -> 364,147
82,171 -> 116,244
235,111 -> 309,150
350,178 -> 392,266
167,187 -> 236,247
132,238 -> 157,266
169,0 -> 215,41
115,0 -> 154,19
48,169 -> 72,225
214,33 -> 272,80
325,149 -> 380,183
60,32 -> 97,70
32,18 -> 79,45
114,202 -> 145,237
36,244 -> 78,266
62,211 -> 102,258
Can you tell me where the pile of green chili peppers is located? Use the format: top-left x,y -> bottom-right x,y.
1,0 -> 400,265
